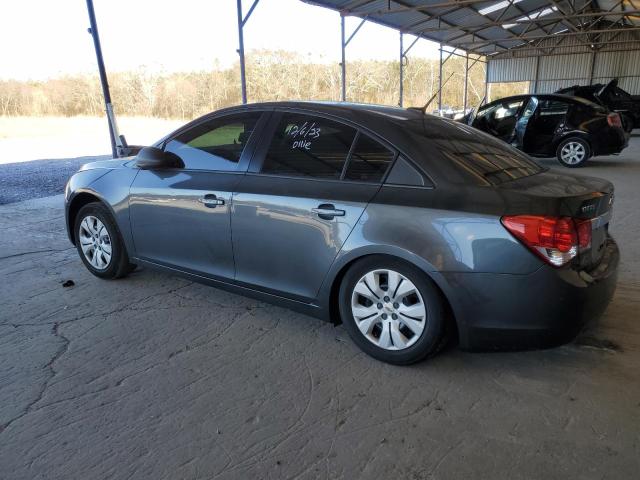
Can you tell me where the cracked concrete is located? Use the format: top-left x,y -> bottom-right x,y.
1,145 -> 640,479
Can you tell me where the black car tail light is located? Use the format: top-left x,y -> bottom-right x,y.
607,113 -> 622,128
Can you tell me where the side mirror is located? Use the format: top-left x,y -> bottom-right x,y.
135,147 -> 184,170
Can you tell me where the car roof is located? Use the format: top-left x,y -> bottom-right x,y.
481,93 -> 602,109
157,100 -> 548,187
160,100 -> 441,147
220,100 -> 427,121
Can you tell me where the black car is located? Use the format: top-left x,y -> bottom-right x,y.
469,94 -> 628,167
557,79 -> 640,130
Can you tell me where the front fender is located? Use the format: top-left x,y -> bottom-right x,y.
65,168 -> 139,256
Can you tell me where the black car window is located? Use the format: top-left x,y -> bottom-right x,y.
476,100 -> 523,122
261,113 -> 356,179
343,134 -> 395,182
473,99 -> 524,137
539,100 -> 569,116
165,112 -> 261,171
385,156 -> 427,187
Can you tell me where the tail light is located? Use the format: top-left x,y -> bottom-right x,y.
501,215 -> 592,267
607,112 -> 622,128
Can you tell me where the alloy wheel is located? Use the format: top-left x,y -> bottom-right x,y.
560,141 -> 586,165
78,215 -> 112,270
350,269 -> 427,350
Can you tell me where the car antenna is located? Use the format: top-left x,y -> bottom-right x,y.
408,72 -> 455,114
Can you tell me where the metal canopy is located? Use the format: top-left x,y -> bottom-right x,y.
304,0 -> 640,58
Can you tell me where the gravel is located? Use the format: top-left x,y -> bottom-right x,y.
0,156 -> 109,205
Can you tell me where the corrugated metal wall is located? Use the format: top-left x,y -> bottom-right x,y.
487,32 -> 640,94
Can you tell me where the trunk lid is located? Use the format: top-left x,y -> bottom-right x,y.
498,171 -> 614,270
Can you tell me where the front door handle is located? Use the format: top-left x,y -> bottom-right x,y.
199,194 -> 225,208
312,204 -> 345,220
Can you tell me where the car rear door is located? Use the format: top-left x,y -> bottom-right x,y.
128,110 -> 268,279
230,110 -> 396,301
522,98 -> 569,155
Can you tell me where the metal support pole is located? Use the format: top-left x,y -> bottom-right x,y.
438,44 -> 443,114
463,52 -> 469,112
341,15 -> 346,102
484,60 -> 489,104
399,32 -> 404,107
237,0 -> 247,104
533,55 -> 541,93
236,0 -> 260,104
589,49 -> 597,84
339,16 -> 367,102
86,0 -> 120,158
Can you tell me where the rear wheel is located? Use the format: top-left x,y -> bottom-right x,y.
556,137 -> 590,167
338,256 -> 447,365
75,202 -> 134,279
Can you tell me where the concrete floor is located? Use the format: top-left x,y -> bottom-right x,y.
1,145 -> 639,479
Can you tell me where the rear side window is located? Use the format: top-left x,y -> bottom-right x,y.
261,114 -> 356,179
166,112 -> 261,170
343,134 -> 395,182
539,100 -> 569,116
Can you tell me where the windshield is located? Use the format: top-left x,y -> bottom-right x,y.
403,115 -> 545,186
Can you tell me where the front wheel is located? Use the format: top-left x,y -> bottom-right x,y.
75,202 -> 134,279
556,137 -> 591,167
338,256 -> 448,365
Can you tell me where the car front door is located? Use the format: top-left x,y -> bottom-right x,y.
230,111 -> 396,301
514,96 -> 538,149
129,111 -> 267,279
472,98 -> 524,144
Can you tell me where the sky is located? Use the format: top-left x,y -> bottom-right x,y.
0,0 -> 442,81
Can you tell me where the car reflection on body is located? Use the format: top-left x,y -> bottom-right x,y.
467,94 -> 629,167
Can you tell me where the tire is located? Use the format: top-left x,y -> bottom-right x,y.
556,137 -> 591,167
74,202 -> 134,279
338,256 -> 447,365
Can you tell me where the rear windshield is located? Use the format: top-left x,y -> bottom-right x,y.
403,116 -> 545,186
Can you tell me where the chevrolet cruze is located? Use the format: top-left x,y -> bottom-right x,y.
65,102 -> 619,364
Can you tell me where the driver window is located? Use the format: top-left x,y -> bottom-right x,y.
165,112 -> 261,171
494,100 -> 524,120
479,100 -> 523,136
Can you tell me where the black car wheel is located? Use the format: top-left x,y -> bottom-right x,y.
556,137 -> 591,167
338,256 -> 448,365
75,202 -> 134,279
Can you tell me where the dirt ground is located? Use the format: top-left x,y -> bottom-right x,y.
0,140 -> 639,479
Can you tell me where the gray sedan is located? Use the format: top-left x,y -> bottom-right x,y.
65,102 -> 619,364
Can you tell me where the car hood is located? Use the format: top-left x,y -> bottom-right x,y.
79,157 -> 135,171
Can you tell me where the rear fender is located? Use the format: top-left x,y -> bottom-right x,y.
317,243 -> 469,343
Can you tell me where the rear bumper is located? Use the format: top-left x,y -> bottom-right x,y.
445,237 -> 619,351
593,128 -> 629,155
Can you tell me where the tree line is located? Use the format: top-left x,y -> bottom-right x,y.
0,50 -> 525,119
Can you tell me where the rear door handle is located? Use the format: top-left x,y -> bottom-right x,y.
199,194 -> 225,208
312,204 -> 345,220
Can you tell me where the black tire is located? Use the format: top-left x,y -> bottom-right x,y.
556,137 -> 591,168
74,202 -> 134,279
338,256 -> 448,365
